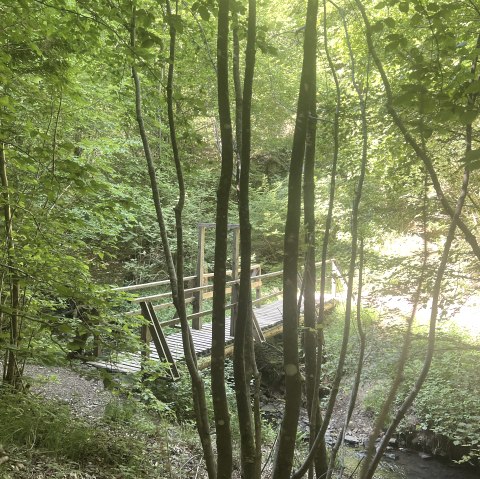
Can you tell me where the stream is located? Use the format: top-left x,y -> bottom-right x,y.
394,449 -> 479,479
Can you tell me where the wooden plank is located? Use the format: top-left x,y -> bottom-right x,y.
88,295 -> 337,377
140,302 -> 180,380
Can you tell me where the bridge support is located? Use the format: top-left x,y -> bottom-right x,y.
140,301 -> 180,380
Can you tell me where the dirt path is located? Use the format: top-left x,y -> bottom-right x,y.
23,364 -> 112,420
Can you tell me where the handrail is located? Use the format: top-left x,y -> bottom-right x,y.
139,289 -> 283,329
112,263 -> 261,293
94,259 -> 341,359
127,260 -> 339,310
135,274 -> 263,302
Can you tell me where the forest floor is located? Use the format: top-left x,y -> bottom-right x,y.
1,294 -> 479,478
1,361 -> 383,479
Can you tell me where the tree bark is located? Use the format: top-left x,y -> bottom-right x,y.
232,9 -> 243,190
211,0 -> 235,476
326,8 -> 369,476
302,4 -> 327,477
130,4 -> 216,477
271,1 -> 318,477
234,0 -> 258,476
1,144 -> 21,388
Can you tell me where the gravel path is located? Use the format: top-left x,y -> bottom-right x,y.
23,364 -> 113,420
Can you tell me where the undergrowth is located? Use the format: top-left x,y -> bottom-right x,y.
323,306 -> 480,464
0,386 -> 169,478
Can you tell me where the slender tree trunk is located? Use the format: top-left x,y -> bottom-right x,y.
360,168 -> 470,479
1,144 -> 21,388
234,0 -> 258,476
302,5 -> 328,477
327,239 -> 367,479
307,4 -> 342,475
130,4 -> 216,477
232,10 -> 243,189
325,9 -> 369,476
272,1 -> 318,477
293,7 -> 369,477
211,0 -> 235,476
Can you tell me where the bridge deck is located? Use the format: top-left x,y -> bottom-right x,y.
89,296 -> 335,374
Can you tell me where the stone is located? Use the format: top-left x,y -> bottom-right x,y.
344,434 -> 360,445
384,452 -> 398,461
418,452 -> 433,460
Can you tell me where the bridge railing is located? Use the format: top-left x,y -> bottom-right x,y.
113,258 -> 346,338
91,259 -> 347,375
113,264 -> 262,329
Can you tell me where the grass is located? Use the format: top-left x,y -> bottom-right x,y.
0,386 -> 171,478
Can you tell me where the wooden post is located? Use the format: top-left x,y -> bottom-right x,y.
140,302 -> 180,380
254,264 -> 261,307
230,226 -> 240,336
93,335 -> 102,357
331,260 -> 337,299
140,323 -> 152,360
193,225 -> 206,329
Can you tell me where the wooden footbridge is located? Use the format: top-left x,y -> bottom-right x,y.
89,224 -> 344,378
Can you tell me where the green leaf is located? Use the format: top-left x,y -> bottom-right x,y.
459,109 -> 479,125
464,149 -> 480,171
465,149 -> 480,163
384,17 -> 396,28
465,81 -> 480,94
136,9 -> 155,28
141,38 -> 156,49
168,14 -> 184,34
198,5 -> 210,21
398,1 -> 409,13
410,12 -> 423,26
371,21 -> 385,33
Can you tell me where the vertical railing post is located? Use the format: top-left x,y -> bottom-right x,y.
140,321 -> 152,360
193,224 -> 206,329
331,260 -> 337,299
254,265 -> 261,307
230,226 -> 240,336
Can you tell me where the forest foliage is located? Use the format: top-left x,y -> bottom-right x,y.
1,0 -> 480,478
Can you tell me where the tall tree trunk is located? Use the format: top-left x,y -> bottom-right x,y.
130,4 -> 216,477
307,3 -> 342,475
232,9 -> 243,190
302,4 -> 327,477
211,0 -> 235,476
1,144 -> 21,388
293,6 -> 368,477
272,1 -> 318,477
234,0 -> 258,476
325,8 -> 369,476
